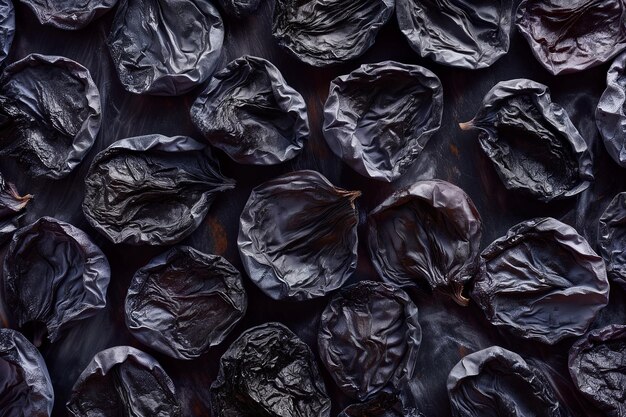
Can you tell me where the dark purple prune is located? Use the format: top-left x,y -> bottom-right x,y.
0,54 -> 102,179
599,192 -> 626,289
472,217 -> 609,345
460,79 -> 593,202
596,50 -> 626,168
217,0 -> 261,18
190,55 -> 309,165
323,61 -> 443,182
66,346 -> 181,417
210,322 -> 331,417
0,0 -> 14,65
20,0 -> 116,30
318,281 -> 422,400
339,392 -> 425,417
125,245 -> 247,360
0,172 -> 32,245
83,134 -> 234,246
368,180 -> 481,305
238,170 -> 360,300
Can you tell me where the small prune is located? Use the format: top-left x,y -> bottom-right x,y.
599,192 -> 626,290
20,0 -> 116,30
596,50 -> 626,168
0,172 -> 32,245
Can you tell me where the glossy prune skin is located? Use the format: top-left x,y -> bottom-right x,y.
599,192 -> 626,290
0,0 -> 14,65
0,172 -> 31,245
596,50 -> 626,168
20,0 -> 117,30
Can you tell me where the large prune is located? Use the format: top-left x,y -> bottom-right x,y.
460,79 -> 593,202
0,172 -> 32,245
396,0 -> 514,69
318,281 -> 422,400
0,54 -> 102,179
339,392 -> 425,417
516,0 -> 626,75
272,0 -> 394,67
323,61 -> 443,181
238,170 -> 359,300
367,180 -> 481,305
108,0 -> 224,95
597,51 -> 626,168
217,0 -> 261,18
125,245 -> 247,360
0,0 -> 14,65
472,217 -> 609,345
66,346 -> 181,417
447,346 -> 566,417
190,55 -> 309,165
599,192 -> 626,289
20,0 -> 116,30
2,217 -> 110,344
83,134 -> 234,246
0,328 -> 54,417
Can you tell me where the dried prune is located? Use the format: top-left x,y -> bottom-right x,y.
599,192 -> 626,289
66,346 -> 181,417
460,79 -> 593,202
125,245 -> 247,360
0,54 -> 102,179
108,0 -> 224,95
323,61 -> 443,181
190,55 -> 309,165
367,180 -> 481,305
0,0 -> 14,65
318,281 -> 422,400
211,322 -> 331,416
217,0 -> 261,18
516,0 -> 626,75
272,0 -> 394,67
339,392 -> 425,417
472,217 -> 609,345
20,0 -> 116,30
568,324 -> 626,416
2,217 -> 110,344
597,51 -> 626,168
447,346 -> 566,417
0,172 -> 32,245
396,0 -> 514,69
238,170 -> 359,300
83,134 -> 234,246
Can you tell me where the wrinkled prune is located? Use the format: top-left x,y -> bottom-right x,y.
597,51 -> 626,168
125,246 -> 247,360
238,170 -> 359,300
396,0 -> 514,69
516,0 -> 626,75
339,392 -> 425,417
272,0 -> 394,67
66,346 -> 181,417
108,0 -> 224,95
0,0 -> 14,65
83,134 -> 234,246
460,79 -> 593,202
2,217 -> 110,344
447,346 -> 566,417
323,61 -> 443,181
217,0 -> 261,18
0,172 -> 31,245
211,322 -> 331,417
599,192 -> 626,289
318,281 -> 422,400
368,180 -> 481,305
190,55 -> 309,165
0,54 -> 102,179
0,328 -> 54,417
472,217 -> 609,345
20,0 -> 116,30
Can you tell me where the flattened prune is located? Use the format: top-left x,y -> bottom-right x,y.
83,134 -> 234,246
323,61 -> 443,181
2,217 -> 110,344
368,180 -> 481,305
20,0 -> 116,30
318,281 -> 422,400
0,172 -> 32,245
0,54 -> 102,179
190,55 -> 309,165
339,392 -> 425,417
0,0 -> 14,65
238,170 -> 359,300
217,0 -> 261,18
66,346 -> 181,417
210,322 -> 331,417
472,217 -> 609,345
597,51 -> 626,168
125,246 -> 247,360
599,192 -> 626,289
460,79 -> 593,202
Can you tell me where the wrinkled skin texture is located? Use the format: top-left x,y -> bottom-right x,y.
396,0 -> 514,69
66,346 -> 181,417
339,392 -> 425,417
0,0 -> 14,65
0,172 -> 32,245
516,0 -> 626,75
108,0 -> 224,95
368,180 -> 481,305
597,51 -> 626,167
472,217 -> 609,345
460,79 -> 593,202
191,55 -> 309,165
272,0 -> 394,67
323,61 -> 442,182
125,246 -> 247,360
0,54 -> 101,179
83,134 -> 234,246
569,325 -> 626,416
599,192 -> 626,289
217,0 -> 261,18
20,0 -> 117,30
238,170 -> 359,300
2,217 -> 111,344
447,346 -> 566,417
318,281 -> 422,400
210,322 -> 331,417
